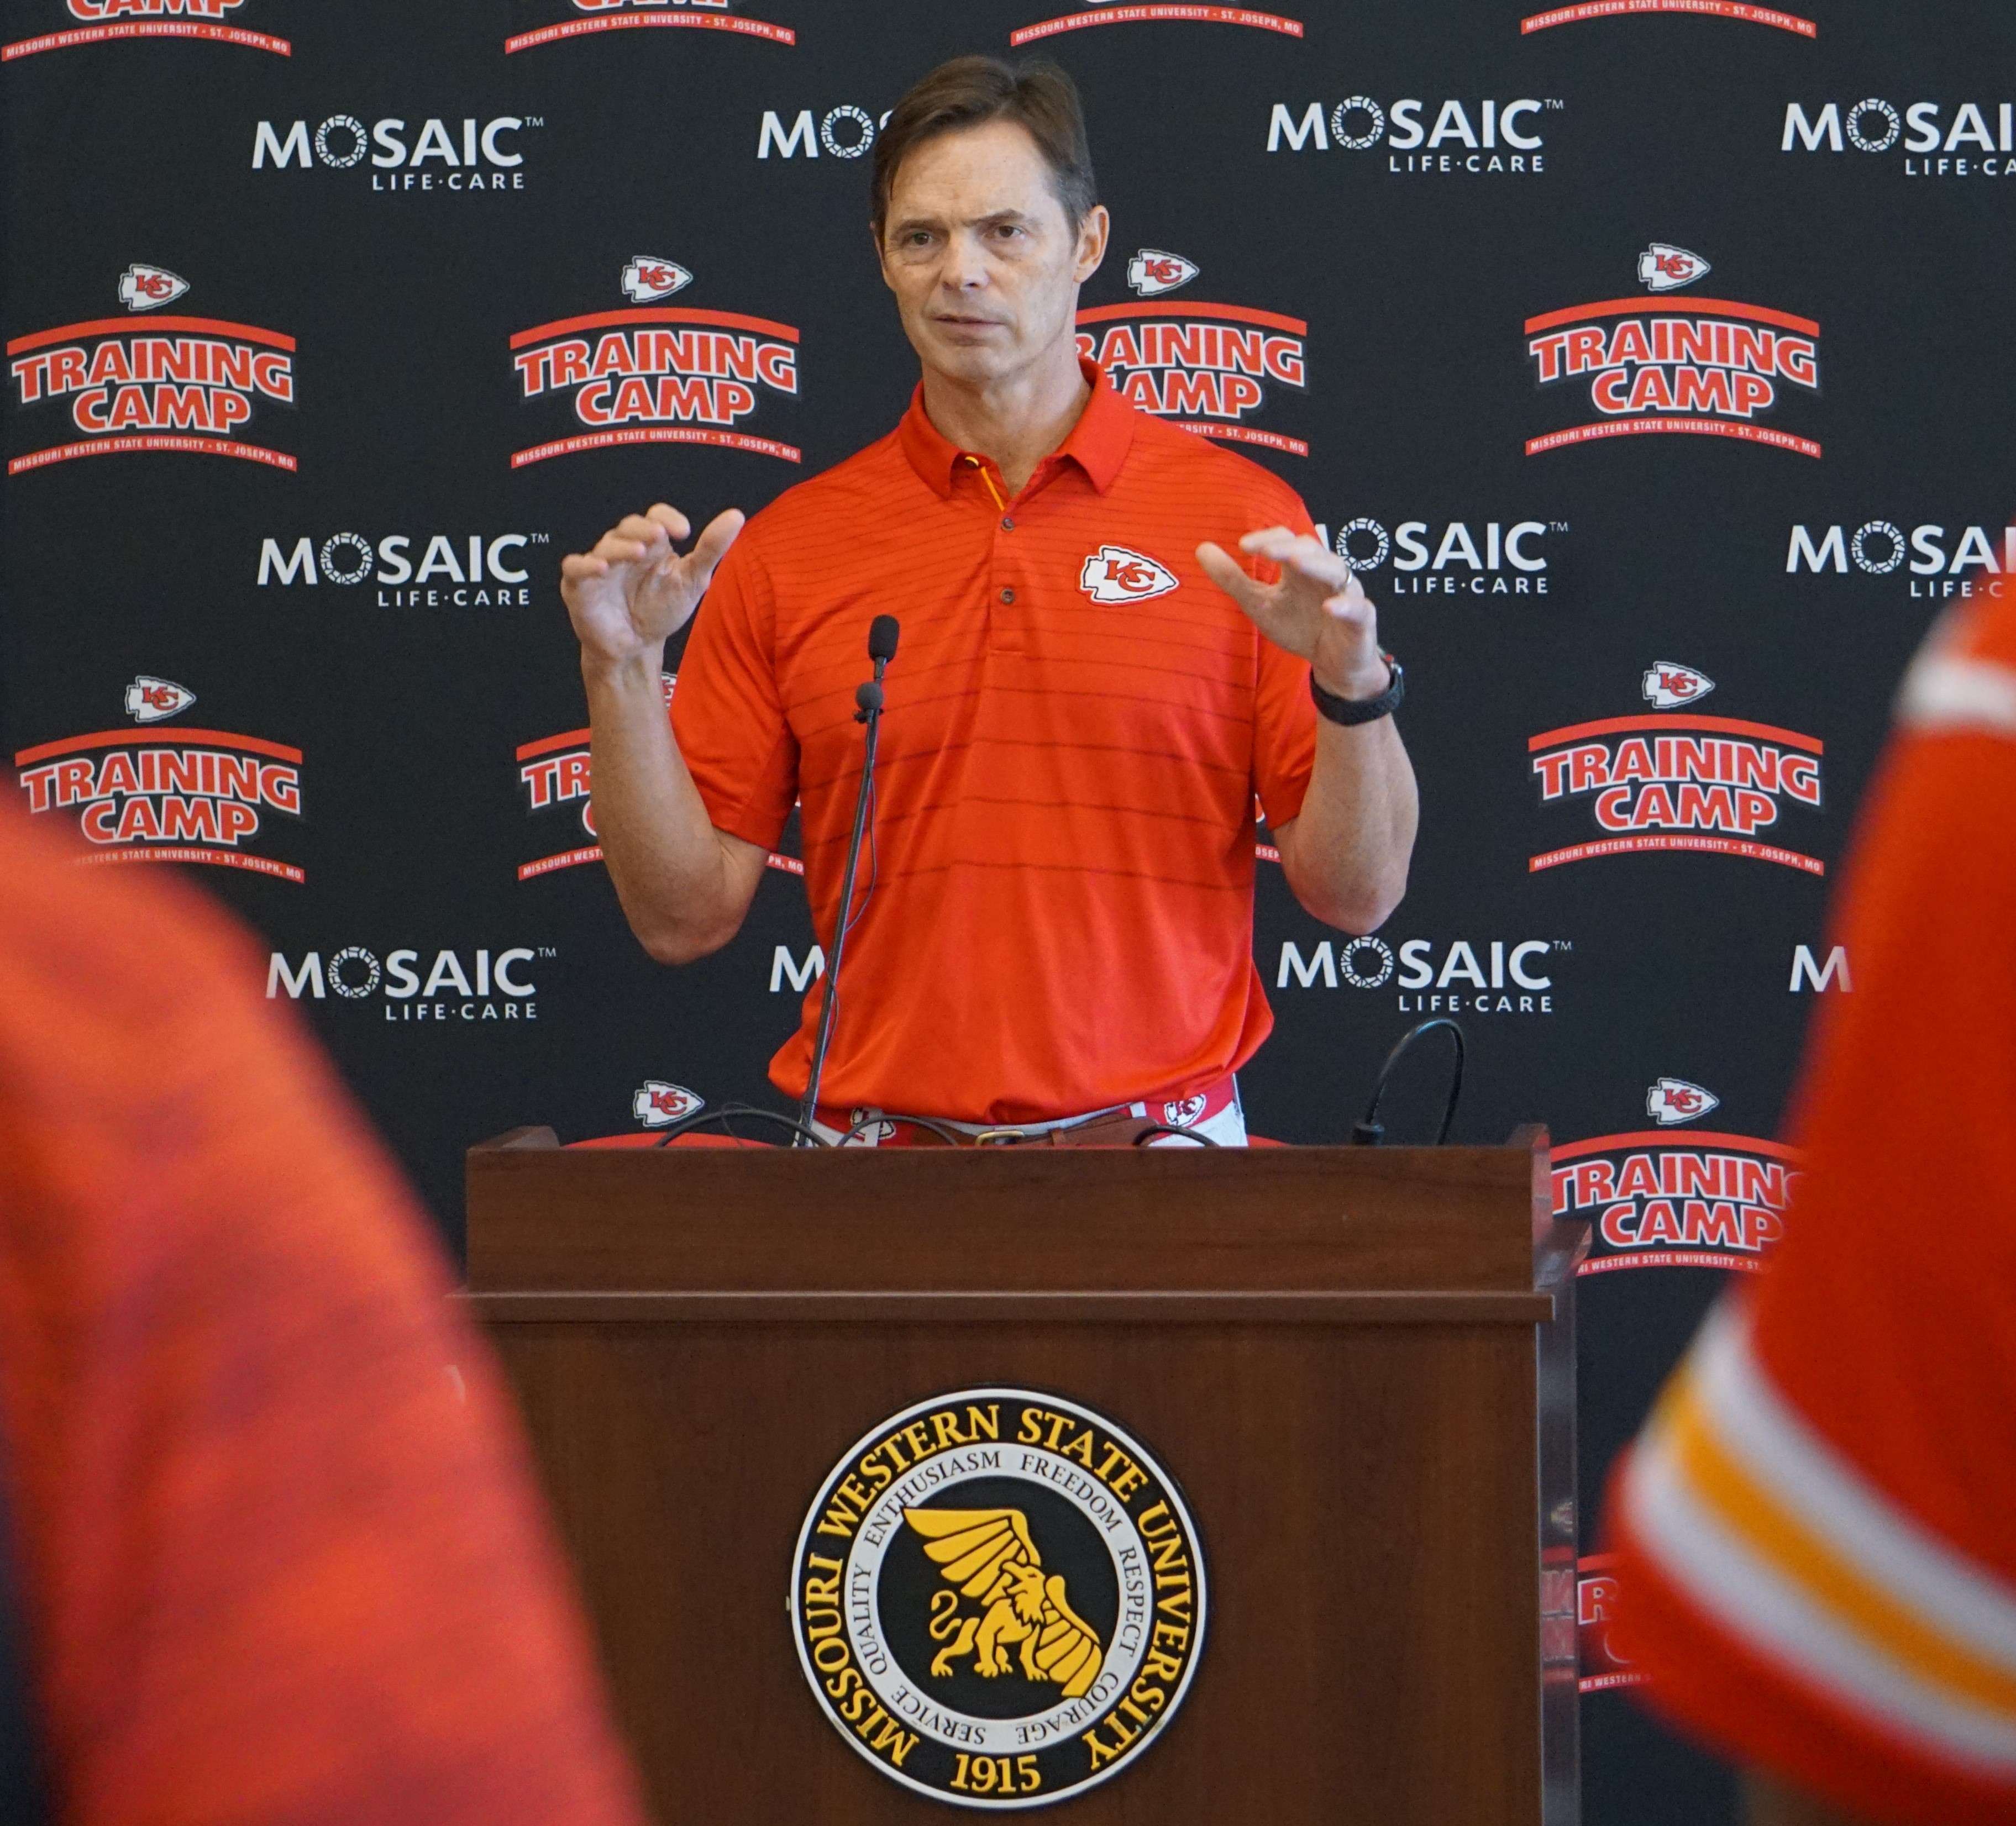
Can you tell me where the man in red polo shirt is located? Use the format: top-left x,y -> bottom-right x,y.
559,55 -> 1417,1140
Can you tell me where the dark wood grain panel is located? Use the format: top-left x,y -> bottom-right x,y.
466,1290 -> 1557,1324
466,1140 -> 1547,1296
469,1136 -> 1579,1825
489,1319 -> 1545,1826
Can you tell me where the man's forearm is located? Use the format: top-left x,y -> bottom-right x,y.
582,648 -> 748,964
1277,714 -> 1417,934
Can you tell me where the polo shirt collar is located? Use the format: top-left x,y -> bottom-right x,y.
898,357 -> 1135,499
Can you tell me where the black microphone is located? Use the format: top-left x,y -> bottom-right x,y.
798,617 -> 900,1140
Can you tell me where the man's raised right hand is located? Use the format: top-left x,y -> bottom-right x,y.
560,503 -> 745,666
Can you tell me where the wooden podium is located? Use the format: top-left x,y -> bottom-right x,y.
466,1130 -> 1584,1824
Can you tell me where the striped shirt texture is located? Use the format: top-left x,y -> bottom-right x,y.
1609,591 -> 2016,1824
0,805 -> 645,1826
672,359 -> 1320,1123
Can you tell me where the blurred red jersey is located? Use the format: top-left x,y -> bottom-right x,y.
1607,591 -> 2016,1824
0,807 -> 646,1826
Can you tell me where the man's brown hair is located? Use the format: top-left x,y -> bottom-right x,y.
871,55 -> 1098,240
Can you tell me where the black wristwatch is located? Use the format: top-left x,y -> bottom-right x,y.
1310,655 -> 1404,725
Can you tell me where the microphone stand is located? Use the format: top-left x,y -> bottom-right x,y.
797,670 -> 887,1141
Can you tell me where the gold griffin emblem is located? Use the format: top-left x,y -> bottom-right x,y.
904,1507 -> 1105,1698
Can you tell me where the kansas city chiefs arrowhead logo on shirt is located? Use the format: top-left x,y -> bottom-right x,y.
1079,545 -> 1180,604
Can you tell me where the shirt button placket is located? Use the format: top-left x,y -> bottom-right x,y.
991,494 -> 1025,655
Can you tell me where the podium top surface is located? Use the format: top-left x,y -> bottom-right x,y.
466,1129 -> 1571,1302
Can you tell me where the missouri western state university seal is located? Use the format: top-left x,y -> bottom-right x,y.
789,1387 -> 1207,1809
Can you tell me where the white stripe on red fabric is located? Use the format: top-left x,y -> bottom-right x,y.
1896,652 -> 2016,737
1624,1420 -> 2016,1772
1692,1306 -> 2016,1675
1622,1302 -> 2016,1772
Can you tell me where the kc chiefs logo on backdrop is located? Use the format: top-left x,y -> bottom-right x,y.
507,0 -> 795,54
790,1388 -> 1205,1808
1526,248 -> 1821,460
7,270 -> 297,475
633,1080 -> 704,1127
1127,250 -> 1197,298
1012,3 -> 1302,47
1521,2 -> 1813,35
1528,667 -> 1825,875
14,679 -> 306,883
1078,260 -> 1309,457
1553,1085 -> 1798,1275
4,0 -> 290,62
510,261 -> 801,467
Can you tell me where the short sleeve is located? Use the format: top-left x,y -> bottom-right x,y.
1248,489 -> 1320,829
669,532 -> 799,850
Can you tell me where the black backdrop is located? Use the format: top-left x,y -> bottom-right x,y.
6,2 -> 2013,1817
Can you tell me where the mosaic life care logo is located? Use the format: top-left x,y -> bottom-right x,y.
14,680 -> 305,882
256,528 -> 544,606
8,271 -> 296,475
1077,272 -> 1306,456
1552,1094 -> 1798,1276
1525,250 -> 1820,459
1787,517 -> 2016,601
1320,514 -> 1565,595
1522,2 -> 1813,35
1012,5 -> 1303,49
266,945 -> 552,1022
1529,668 -> 1825,875
253,114 -> 537,194
511,263 -> 800,466
507,0 -> 795,55
1784,99 -> 2016,181
4,0 -> 290,62
1266,97 -> 1558,177
1274,935 -> 1573,1017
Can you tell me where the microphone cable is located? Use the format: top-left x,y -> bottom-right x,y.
1131,1124 -> 1221,1148
1351,1018 -> 1467,1146
652,1103 -> 833,1149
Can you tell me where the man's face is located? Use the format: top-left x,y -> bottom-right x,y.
878,117 -> 1108,388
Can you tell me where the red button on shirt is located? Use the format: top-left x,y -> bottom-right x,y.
671,359 -> 1321,1123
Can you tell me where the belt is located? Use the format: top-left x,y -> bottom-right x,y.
817,1076 -> 1237,1149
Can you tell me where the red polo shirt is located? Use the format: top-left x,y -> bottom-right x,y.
671,360 -> 1320,1123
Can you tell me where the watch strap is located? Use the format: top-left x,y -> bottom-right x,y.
1310,656 -> 1403,726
